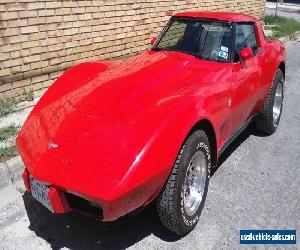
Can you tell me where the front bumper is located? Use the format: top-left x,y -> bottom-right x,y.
23,168 -> 104,219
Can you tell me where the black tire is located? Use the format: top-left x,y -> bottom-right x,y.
255,69 -> 284,134
156,130 -> 211,236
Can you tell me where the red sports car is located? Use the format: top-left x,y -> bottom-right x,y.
17,11 -> 285,235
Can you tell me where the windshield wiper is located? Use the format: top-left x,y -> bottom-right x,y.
151,47 -> 163,51
157,48 -> 202,58
152,47 -> 180,52
152,48 -> 204,60
151,47 -> 173,52
193,54 -> 204,59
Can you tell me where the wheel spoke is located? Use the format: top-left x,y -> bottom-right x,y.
273,81 -> 283,125
183,151 -> 207,216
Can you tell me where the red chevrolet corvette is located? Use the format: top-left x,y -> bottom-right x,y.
17,11 -> 285,235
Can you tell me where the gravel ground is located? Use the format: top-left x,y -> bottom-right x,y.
0,39 -> 299,250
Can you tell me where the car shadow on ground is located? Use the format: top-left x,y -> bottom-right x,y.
23,193 -> 180,250
23,124 -> 268,249
211,123 -> 268,176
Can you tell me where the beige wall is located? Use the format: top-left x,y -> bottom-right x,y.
0,0 -> 265,98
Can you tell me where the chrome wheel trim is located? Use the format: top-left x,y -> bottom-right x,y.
273,81 -> 283,125
183,151 -> 207,217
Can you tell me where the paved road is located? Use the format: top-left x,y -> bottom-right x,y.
1,44 -> 300,250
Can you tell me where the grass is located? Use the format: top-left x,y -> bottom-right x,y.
20,88 -> 34,102
0,89 -> 33,162
0,124 -> 20,142
264,15 -> 300,39
0,88 -> 34,117
0,124 -> 20,162
0,97 -> 18,117
0,145 -> 18,163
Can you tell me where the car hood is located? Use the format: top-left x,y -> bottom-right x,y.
17,50 -> 211,181
60,51 -> 199,123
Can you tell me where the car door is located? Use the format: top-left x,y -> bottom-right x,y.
231,22 -> 261,133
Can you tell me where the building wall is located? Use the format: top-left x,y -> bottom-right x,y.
0,0 -> 265,98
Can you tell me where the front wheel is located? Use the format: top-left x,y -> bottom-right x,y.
156,130 -> 211,236
255,69 -> 284,134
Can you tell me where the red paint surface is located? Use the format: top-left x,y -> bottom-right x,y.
174,11 -> 258,22
48,187 -> 71,213
17,12 -> 285,221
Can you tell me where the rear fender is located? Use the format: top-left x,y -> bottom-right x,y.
257,40 -> 285,110
266,41 -> 286,86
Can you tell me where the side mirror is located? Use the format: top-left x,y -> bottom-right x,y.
150,37 -> 157,46
240,47 -> 253,61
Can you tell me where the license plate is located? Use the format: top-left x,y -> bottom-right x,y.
29,176 -> 53,212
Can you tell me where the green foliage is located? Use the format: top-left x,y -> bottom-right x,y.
0,146 -> 18,161
0,97 -> 18,117
0,124 -> 19,142
0,124 -> 20,162
19,88 -> 34,102
0,88 -> 34,117
265,15 -> 300,39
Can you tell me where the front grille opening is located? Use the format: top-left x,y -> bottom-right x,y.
65,193 -> 103,219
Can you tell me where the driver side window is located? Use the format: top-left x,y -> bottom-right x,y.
234,23 -> 259,62
158,21 -> 187,49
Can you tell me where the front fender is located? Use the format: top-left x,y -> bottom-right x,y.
34,61 -> 114,110
112,95 -> 213,216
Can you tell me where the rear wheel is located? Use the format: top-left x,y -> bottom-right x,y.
255,69 -> 284,134
157,130 -> 210,236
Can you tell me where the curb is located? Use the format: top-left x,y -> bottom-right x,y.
0,96 -> 39,130
0,162 -> 10,189
16,97 -> 40,113
266,3 -> 300,13
279,30 -> 300,46
266,7 -> 300,14
0,156 -> 24,190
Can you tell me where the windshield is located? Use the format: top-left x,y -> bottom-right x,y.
153,18 -> 233,62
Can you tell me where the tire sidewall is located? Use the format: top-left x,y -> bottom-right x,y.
270,70 -> 284,130
176,131 -> 211,232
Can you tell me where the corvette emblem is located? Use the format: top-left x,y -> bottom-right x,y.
48,141 -> 58,149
